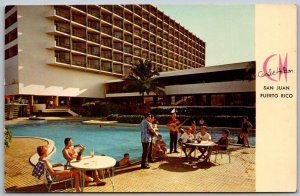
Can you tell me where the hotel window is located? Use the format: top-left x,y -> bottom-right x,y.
5,44 -> 18,60
211,95 -> 225,106
5,28 -> 17,44
5,11 -> 17,28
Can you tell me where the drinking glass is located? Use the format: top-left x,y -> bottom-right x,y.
90,150 -> 94,158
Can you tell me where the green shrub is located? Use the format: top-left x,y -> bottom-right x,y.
109,114 -> 255,128
83,102 -> 130,117
116,115 -> 144,124
4,127 -> 12,149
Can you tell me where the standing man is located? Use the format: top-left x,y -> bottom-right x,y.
167,109 -> 180,154
140,113 -> 156,169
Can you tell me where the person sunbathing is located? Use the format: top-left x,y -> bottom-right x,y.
34,145 -> 81,192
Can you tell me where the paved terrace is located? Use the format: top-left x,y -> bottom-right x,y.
5,136 -> 255,192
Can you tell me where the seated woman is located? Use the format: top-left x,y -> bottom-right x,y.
62,137 -> 106,186
152,134 -> 167,159
116,153 -> 131,167
205,129 -> 230,161
35,145 -> 81,192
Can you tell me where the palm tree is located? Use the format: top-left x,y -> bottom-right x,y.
122,59 -> 165,104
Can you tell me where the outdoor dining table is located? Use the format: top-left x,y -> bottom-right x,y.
70,155 -> 116,192
185,140 -> 216,162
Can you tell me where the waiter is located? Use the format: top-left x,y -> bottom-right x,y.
167,108 -> 180,154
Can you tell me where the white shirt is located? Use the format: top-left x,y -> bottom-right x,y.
197,132 -> 211,141
181,132 -> 194,143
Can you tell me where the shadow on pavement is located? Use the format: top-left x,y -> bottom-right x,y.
158,156 -> 216,172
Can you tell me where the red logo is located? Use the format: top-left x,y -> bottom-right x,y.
258,53 -> 292,82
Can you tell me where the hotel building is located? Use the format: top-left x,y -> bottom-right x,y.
105,61 -> 256,109
5,5 -> 206,116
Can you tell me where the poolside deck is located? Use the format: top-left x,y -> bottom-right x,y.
5,137 -> 255,192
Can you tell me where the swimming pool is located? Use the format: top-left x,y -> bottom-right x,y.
9,121 -> 255,163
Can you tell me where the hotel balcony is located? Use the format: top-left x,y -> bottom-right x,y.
102,61 -> 112,72
124,56 -> 132,64
72,29 -> 86,39
102,26 -> 112,36
55,56 -> 70,64
87,34 -> 100,44
87,9 -> 100,18
101,51 -> 112,60
114,20 -> 123,29
113,53 -> 123,62
72,15 -> 86,26
113,42 -> 123,51
102,14 -> 112,23
87,59 -> 100,69
72,59 -> 86,67
124,35 -> 133,44
50,23 -> 70,35
101,38 -> 112,48
87,21 -> 100,31
124,24 -> 133,32
124,14 -> 133,22
72,43 -> 86,53
113,31 -> 123,40
124,45 -> 132,54
87,47 -> 100,56
55,8 -> 70,19
72,5 -> 87,12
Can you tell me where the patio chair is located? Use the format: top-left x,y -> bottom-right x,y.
33,161 -> 74,192
213,147 -> 231,163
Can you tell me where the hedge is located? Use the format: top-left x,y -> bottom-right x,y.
106,114 -> 255,128
151,106 -> 255,117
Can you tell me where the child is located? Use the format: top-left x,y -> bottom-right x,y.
152,134 -> 167,159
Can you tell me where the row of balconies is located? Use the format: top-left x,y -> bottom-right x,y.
54,49 -> 202,71
53,6 -> 204,47
55,56 -> 199,75
53,18 -> 205,52
52,35 -> 205,65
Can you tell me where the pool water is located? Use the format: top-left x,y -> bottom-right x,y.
9,121 -> 255,163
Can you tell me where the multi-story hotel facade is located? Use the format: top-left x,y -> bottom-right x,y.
5,5 -> 206,115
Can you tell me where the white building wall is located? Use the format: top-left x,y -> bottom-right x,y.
5,6 -> 119,98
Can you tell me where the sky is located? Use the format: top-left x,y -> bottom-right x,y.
156,4 -> 255,66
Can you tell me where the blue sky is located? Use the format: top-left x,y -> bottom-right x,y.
156,4 -> 255,66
